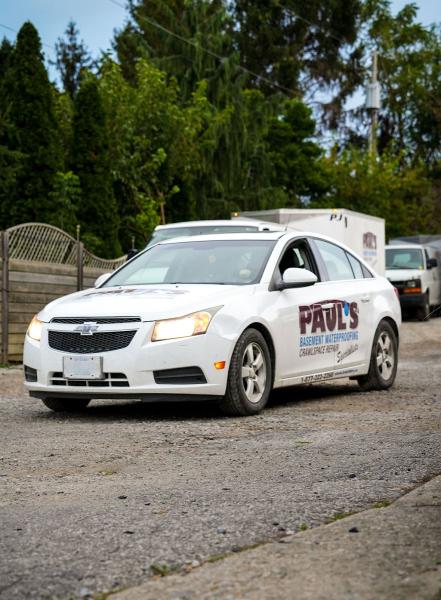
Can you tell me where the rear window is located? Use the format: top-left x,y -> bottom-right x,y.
148,225 -> 259,246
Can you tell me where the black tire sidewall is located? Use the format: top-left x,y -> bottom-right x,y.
225,329 -> 272,415
417,293 -> 430,321
371,321 -> 398,389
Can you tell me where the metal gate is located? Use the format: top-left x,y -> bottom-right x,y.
1,223 -> 126,363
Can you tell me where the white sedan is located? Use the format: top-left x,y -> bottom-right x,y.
24,232 -> 401,416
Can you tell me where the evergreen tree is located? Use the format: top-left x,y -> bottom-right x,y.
266,99 -> 329,206
71,76 -> 121,257
0,37 -> 13,79
53,21 -> 92,98
2,22 -> 62,225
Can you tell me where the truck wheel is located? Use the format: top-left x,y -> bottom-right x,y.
41,397 -> 91,412
219,328 -> 272,416
357,320 -> 398,392
417,293 -> 430,321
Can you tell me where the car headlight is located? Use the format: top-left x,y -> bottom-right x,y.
27,315 -> 43,341
406,279 -> 420,288
403,278 -> 422,293
152,307 -> 221,342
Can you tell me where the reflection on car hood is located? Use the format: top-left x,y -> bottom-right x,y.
39,284 -> 253,321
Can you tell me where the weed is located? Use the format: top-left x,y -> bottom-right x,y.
372,500 -> 391,509
331,511 -> 355,521
299,522 -> 309,531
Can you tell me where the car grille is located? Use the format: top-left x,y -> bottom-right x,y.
48,330 -> 136,353
51,372 -> 129,387
51,317 -> 141,324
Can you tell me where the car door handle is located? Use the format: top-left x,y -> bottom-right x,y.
361,295 -> 371,303
321,303 -> 334,310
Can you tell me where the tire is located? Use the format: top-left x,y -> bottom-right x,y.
357,320 -> 398,392
41,397 -> 91,412
417,292 -> 430,321
219,328 -> 272,416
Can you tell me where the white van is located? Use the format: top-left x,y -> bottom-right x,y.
385,243 -> 441,320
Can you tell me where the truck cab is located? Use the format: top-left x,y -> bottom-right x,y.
385,243 -> 440,320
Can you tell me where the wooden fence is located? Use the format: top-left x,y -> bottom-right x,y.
0,223 -> 126,363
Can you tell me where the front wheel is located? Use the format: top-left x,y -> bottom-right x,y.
357,320 -> 398,392
417,292 -> 430,321
219,328 -> 272,416
41,397 -> 91,412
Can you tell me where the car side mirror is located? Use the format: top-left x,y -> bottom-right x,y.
94,273 -> 112,287
276,268 -> 318,290
427,258 -> 437,269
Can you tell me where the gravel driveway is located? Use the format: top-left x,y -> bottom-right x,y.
0,320 -> 440,600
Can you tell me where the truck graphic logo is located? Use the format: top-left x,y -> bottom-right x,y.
363,232 -> 377,250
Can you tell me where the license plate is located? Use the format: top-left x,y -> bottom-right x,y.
63,356 -> 104,380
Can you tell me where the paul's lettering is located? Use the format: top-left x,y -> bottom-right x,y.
299,300 -> 358,335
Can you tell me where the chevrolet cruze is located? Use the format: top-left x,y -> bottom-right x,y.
24,232 -> 401,416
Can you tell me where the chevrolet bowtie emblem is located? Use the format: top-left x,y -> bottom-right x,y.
74,322 -> 99,336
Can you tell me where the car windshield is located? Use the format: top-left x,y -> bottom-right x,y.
386,248 -> 424,270
147,225 -> 259,246
104,239 -> 276,286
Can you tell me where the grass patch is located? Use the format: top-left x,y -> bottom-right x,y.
372,500 -> 391,509
150,563 -> 171,577
330,511 -> 355,522
299,522 -> 309,531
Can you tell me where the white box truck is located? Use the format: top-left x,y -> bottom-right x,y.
235,208 -> 385,275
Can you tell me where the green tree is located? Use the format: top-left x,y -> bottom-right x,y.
53,21 -> 92,98
48,171 -> 80,234
313,148 -> 437,238
265,99 -> 329,206
365,2 -> 441,164
71,75 -> 121,257
1,22 -> 62,225
114,0 -> 231,100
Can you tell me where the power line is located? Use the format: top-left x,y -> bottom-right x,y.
0,22 -> 55,54
105,0 -> 301,96
282,6 -> 348,46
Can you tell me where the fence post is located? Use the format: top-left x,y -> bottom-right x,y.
1,231 -> 9,365
76,241 -> 84,291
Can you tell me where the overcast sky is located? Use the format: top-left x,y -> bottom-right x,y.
1,0 -> 440,117
1,0 -> 440,70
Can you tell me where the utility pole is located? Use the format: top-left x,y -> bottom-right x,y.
366,50 -> 380,158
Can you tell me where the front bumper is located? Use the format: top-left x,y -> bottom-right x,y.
24,322 -> 232,400
398,292 -> 426,309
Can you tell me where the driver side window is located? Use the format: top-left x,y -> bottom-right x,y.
278,240 -> 317,278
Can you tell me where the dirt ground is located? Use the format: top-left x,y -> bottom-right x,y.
0,319 -> 440,600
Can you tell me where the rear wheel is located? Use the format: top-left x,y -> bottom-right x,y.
41,397 -> 91,412
219,328 -> 272,416
357,320 -> 398,391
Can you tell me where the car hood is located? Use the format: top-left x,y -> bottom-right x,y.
386,269 -> 422,282
39,284 -> 253,322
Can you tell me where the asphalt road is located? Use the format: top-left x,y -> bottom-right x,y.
0,320 -> 440,600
